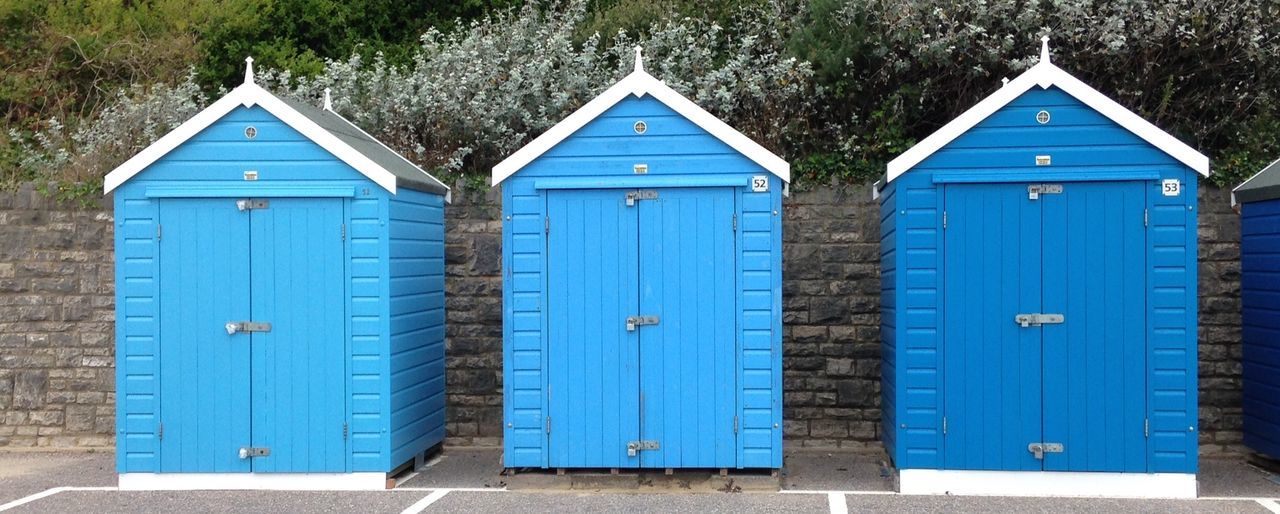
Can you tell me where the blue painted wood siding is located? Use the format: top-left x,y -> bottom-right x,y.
885,86 -> 1199,473
386,190 -> 448,466
1241,199 -> 1280,458
502,95 -> 783,468
878,183 -> 899,462
115,104 -> 447,473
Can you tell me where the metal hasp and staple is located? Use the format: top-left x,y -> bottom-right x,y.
625,190 -> 659,206
235,199 -> 270,211
1014,313 -> 1064,328
625,315 -> 660,332
1027,442 -> 1063,460
225,321 -> 272,335
1027,184 -> 1063,200
626,440 -> 660,457
238,447 -> 270,459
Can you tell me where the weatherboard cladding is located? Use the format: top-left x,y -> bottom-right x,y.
1240,195 -> 1280,458
882,77 -> 1200,474
113,89 -> 446,475
500,75 -> 784,468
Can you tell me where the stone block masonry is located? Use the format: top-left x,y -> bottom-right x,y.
0,181 -> 1246,454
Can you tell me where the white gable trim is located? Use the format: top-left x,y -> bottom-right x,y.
104,83 -> 409,194
885,62 -> 1210,182
491,70 -> 790,185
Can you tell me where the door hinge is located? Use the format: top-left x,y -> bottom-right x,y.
1144,418 -> 1149,438
157,421 -> 163,441
343,422 -> 348,441
732,214 -> 738,232
340,223 -> 346,241
733,415 -> 739,434
545,416 -> 551,434
544,216 -> 550,234
942,416 -> 947,436
942,211 -> 947,230
1143,208 -> 1149,227
156,223 -> 162,241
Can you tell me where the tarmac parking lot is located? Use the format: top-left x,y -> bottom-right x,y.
2,449 -> 1278,513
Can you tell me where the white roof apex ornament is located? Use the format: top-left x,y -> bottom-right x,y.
323,88 -> 333,111
244,56 -> 255,85
634,46 -> 644,73
1040,35 -> 1051,64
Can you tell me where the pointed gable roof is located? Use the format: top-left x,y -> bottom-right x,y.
104,57 -> 450,200
886,37 -> 1209,182
491,47 -> 790,185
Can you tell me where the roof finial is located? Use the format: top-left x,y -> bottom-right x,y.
323,88 -> 332,111
244,56 -> 255,85
1040,35 -> 1051,64
1001,77 -> 1009,87
634,46 -> 644,73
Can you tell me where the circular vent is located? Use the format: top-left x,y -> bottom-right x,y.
1036,110 -> 1051,124
244,126 -> 258,139
633,120 -> 648,134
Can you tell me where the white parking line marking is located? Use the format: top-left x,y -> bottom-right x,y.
1256,499 -> 1280,514
0,486 -> 115,512
827,492 -> 848,514
400,489 -> 450,514
781,489 -> 896,495
394,487 -> 505,492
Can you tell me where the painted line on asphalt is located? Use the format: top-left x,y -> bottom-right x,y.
0,486 -> 116,512
780,489 -> 896,495
400,489 -> 450,514
1256,499 -> 1280,514
827,492 -> 848,514
394,487 -> 506,492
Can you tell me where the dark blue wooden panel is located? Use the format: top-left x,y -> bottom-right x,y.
638,188 -> 737,468
545,189 -> 640,468
156,198 -> 252,472
249,198 -> 348,472
941,183 -> 1041,471
1042,182 -> 1148,472
1242,198 -> 1280,458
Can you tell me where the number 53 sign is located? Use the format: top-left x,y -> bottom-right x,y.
1161,179 -> 1181,197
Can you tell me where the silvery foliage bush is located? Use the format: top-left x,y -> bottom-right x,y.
12,72 -> 209,184
259,0 -> 818,181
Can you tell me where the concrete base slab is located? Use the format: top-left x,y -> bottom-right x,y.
505,469 -> 780,492
898,469 -> 1198,498
118,472 -> 391,491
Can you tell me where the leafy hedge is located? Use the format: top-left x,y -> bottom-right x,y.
9,0 -> 1280,198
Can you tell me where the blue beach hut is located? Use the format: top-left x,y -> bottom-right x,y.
1233,159 -> 1280,461
492,49 -> 788,471
876,39 -> 1207,497
107,58 -> 450,490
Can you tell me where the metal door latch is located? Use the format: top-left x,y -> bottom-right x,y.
1014,313 -> 1064,328
1027,184 -> 1063,200
236,199 -> 269,211
625,316 -> 660,331
225,321 -> 272,335
625,190 -> 659,206
238,447 -> 270,458
1027,442 -> 1063,460
627,440 -> 659,457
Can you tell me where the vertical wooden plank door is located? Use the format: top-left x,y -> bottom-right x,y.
545,190 -> 640,468
942,182 -> 1148,472
637,188 -> 737,468
157,199 -> 253,472
249,198 -> 348,473
941,184 -> 1043,471
1041,182 -> 1147,472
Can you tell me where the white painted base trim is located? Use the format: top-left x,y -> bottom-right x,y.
898,469 -> 1197,498
118,472 -> 389,491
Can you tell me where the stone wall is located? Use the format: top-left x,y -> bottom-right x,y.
0,184 -> 115,448
0,181 -> 1246,454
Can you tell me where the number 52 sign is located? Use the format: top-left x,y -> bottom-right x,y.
751,175 -> 769,193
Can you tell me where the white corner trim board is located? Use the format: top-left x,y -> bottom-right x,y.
491,48 -> 790,185
897,469 -> 1197,499
885,55 -> 1210,182
117,472 -> 390,491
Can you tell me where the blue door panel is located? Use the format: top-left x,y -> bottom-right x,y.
638,188 -> 737,468
1042,182 -> 1148,472
942,184 -> 1042,471
157,199 -> 252,472
249,198 -> 348,473
546,189 -> 640,468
